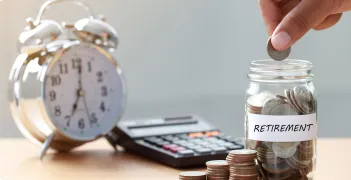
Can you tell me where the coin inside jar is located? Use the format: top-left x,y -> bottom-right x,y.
272,142 -> 298,158
267,37 -> 291,61
293,86 -> 314,114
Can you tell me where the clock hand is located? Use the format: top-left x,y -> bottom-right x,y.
70,65 -> 83,117
70,89 -> 81,117
82,93 -> 92,127
77,64 -> 93,126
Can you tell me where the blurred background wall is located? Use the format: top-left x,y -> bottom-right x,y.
0,0 -> 350,138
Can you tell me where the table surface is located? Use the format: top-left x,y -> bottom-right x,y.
0,138 -> 349,180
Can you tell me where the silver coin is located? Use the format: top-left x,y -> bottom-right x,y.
272,142 -> 297,158
285,89 -> 298,113
229,149 -> 257,155
247,91 -> 275,108
248,139 -> 259,149
276,142 -> 300,148
264,142 -> 273,149
293,87 -> 313,113
267,37 -> 291,61
261,97 -> 286,115
275,95 -> 287,101
269,103 -> 299,115
262,162 -> 290,174
286,89 -> 305,114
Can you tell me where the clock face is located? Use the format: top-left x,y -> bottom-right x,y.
43,43 -> 125,141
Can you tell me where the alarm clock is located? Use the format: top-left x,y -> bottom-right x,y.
8,0 -> 126,159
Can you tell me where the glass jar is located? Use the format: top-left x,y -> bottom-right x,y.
245,59 -> 317,180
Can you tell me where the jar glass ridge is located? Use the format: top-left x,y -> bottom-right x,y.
245,59 -> 317,180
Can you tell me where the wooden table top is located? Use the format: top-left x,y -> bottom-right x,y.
0,138 -> 349,180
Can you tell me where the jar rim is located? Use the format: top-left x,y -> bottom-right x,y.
248,59 -> 314,83
250,59 -> 313,70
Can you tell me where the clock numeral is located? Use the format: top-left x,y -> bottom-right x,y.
78,119 -> 85,129
49,91 -> 56,101
97,71 -> 103,83
59,63 -> 68,74
101,86 -> 108,97
90,113 -> 98,125
100,101 -> 105,112
72,58 -> 82,69
51,76 -> 61,86
65,115 -> 71,127
87,62 -> 92,72
54,105 -> 61,116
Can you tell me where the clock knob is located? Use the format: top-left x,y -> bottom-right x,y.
73,18 -> 118,52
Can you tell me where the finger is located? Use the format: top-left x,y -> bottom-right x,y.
271,0 -> 332,51
313,13 -> 343,30
259,0 -> 283,35
280,0 -> 301,15
332,0 -> 351,13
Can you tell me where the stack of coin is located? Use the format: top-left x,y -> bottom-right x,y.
206,160 -> 230,180
226,149 -> 258,180
179,171 -> 206,180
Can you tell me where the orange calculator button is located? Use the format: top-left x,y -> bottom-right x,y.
188,132 -> 204,138
205,131 -> 221,137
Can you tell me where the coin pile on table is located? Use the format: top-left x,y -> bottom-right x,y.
206,160 -> 230,180
226,149 -> 258,180
246,87 -> 316,179
179,171 -> 207,180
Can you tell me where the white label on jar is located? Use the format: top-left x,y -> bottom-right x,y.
248,113 -> 317,142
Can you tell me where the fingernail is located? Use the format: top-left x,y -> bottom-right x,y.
272,31 -> 291,51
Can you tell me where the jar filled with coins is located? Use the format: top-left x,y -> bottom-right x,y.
245,59 -> 317,180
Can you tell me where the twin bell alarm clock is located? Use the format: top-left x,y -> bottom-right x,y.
8,0 -> 126,159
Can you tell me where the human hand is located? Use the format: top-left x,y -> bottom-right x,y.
260,0 -> 351,51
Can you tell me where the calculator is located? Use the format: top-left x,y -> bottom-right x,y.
109,115 -> 244,168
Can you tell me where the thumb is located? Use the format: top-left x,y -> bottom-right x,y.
271,0 -> 332,51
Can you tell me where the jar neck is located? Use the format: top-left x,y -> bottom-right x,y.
248,59 -> 314,83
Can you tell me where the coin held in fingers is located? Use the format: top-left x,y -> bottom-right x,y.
267,37 -> 291,61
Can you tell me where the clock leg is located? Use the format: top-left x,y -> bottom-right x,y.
40,132 -> 55,160
105,127 -> 119,151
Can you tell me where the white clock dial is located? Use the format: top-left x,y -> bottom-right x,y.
43,43 -> 125,141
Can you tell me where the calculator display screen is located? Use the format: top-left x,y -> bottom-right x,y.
127,121 -> 214,138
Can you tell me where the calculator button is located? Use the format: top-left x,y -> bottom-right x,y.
163,144 -> 178,151
181,143 -> 196,148
205,137 -> 219,142
161,135 -> 174,141
194,148 -> 212,155
178,150 -> 195,157
189,132 -> 204,138
198,141 -> 211,146
215,140 -> 227,144
162,136 -> 181,142
173,140 -> 187,144
222,142 -> 235,147
205,131 -> 221,137
170,147 -> 186,153
206,144 -> 220,148
176,134 -> 190,140
192,139 -> 205,144
211,147 -> 227,154
188,145 -> 203,150
226,144 -> 243,150
202,144 -> 217,149
155,141 -> 170,147
145,137 -> 163,144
